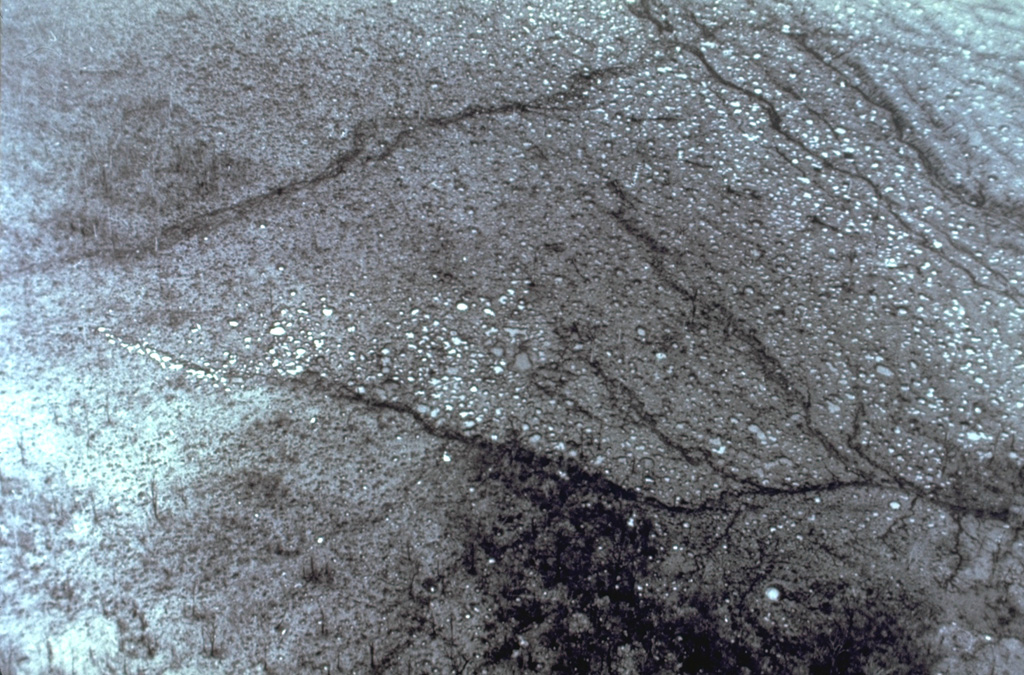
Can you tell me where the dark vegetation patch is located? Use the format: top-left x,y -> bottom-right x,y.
450,438 -> 939,674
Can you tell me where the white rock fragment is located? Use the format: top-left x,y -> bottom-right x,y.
514,352 -> 532,371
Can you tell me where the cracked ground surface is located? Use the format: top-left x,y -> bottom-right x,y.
2,0 -> 1023,672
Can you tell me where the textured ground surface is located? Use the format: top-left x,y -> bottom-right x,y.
2,0 -> 1023,673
